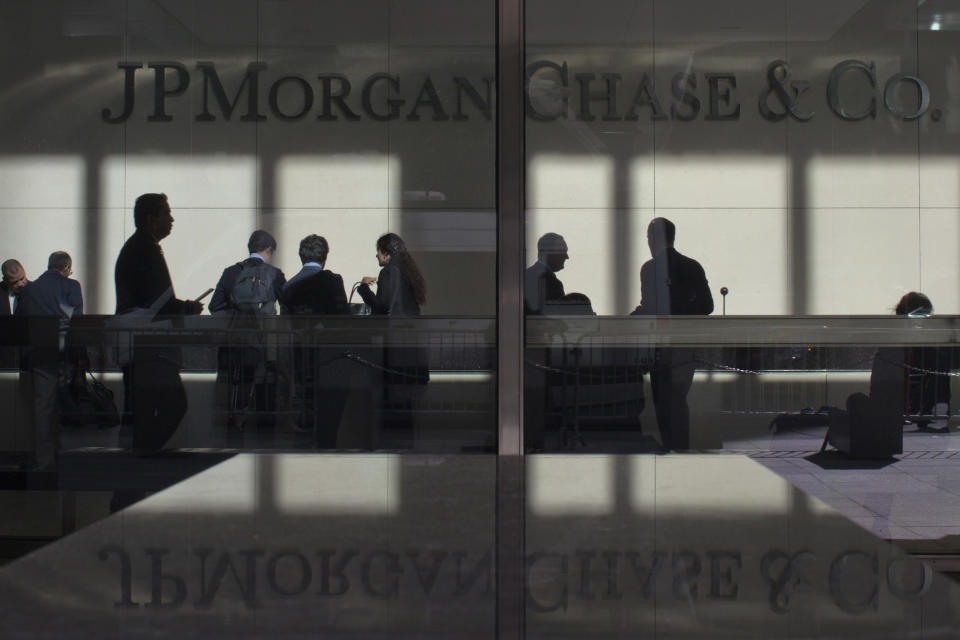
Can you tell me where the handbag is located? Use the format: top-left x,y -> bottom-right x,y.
59,367 -> 121,428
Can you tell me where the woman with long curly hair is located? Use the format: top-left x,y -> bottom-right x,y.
358,232 -> 427,316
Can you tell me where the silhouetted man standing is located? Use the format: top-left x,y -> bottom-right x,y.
210,230 -> 286,446
525,233 -> 568,315
115,193 -> 203,451
281,234 -> 350,448
632,217 -> 713,450
15,251 -> 83,469
281,235 -> 348,315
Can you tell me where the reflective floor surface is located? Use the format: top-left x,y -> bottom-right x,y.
0,453 -> 958,638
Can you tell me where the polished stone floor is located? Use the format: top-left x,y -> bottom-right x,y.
722,424 -> 960,547
1,452 -> 958,638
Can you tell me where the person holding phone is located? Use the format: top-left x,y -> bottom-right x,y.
358,233 -> 426,317
114,193 -> 203,453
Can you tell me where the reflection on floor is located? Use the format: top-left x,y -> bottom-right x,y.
721,423 -> 960,549
0,453 -> 958,638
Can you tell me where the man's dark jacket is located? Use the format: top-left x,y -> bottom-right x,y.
632,247 -> 713,316
115,229 -> 191,316
15,269 -> 83,368
281,265 -> 348,315
15,270 -> 83,318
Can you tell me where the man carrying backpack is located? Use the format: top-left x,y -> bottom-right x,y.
210,230 -> 286,447
210,230 -> 285,316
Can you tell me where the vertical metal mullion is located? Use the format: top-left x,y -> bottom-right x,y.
497,0 -> 525,637
497,0 -> 524,454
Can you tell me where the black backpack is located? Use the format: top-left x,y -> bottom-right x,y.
229,261 -> 278,314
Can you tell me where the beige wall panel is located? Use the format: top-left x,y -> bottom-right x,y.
528,155 -> 616,210
110,155 -> 259,212
0,157 -> 86,210
274,155 -> 396,210
653,152 -> 790,209
807,208 -> 920,314
149,209 -> 259,306
919,209 -> 960,315
806,153 -> 920,210
919,156 -> 960,210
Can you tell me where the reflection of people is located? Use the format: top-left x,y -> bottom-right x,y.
895,291 -> 932,318
358,233 -> 426,316
281,235 -> 348,315
631,217 -> 713,451
525,233 -> 567,314
282,235 -> 350,448
895,292 -> 951,422
1,259 -> 28,315
114,193 -> 203,451
210,230 -> 286,446
15,251 -> 83,470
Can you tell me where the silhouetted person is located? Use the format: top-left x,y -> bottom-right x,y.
282,235 -> 350,447
631,217 -> 713,450
894,292 -> 951,424
825,292 -> 947,457
210,230 -> 286,447
358,233 -> 428,442
525,233 -> 568,314
15,251 -> 83,470
358,233 -> 426,316
114,193 -> 203,452
1,259 -> 27,315
281,235 -> 348,315
210,229 -> 285,316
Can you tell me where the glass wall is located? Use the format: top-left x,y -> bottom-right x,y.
524,0 -> 960,452
4,1 -> 960,637
0,0 -> 498,458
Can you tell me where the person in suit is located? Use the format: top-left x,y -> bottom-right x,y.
282,234 -> 350,448
631,217 -> 713,451
524,233 -> 567,314
209,230 -> 286,447
1,259 -> 28,315
114,193 -> 203,452
115,194 -> 203,317
280,234 -> 348,315
15,251 -> 83,470
16,252 -> 82,318
523,233 -> 569,450
209,229 -> 286,316
358,233 -> 426,317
